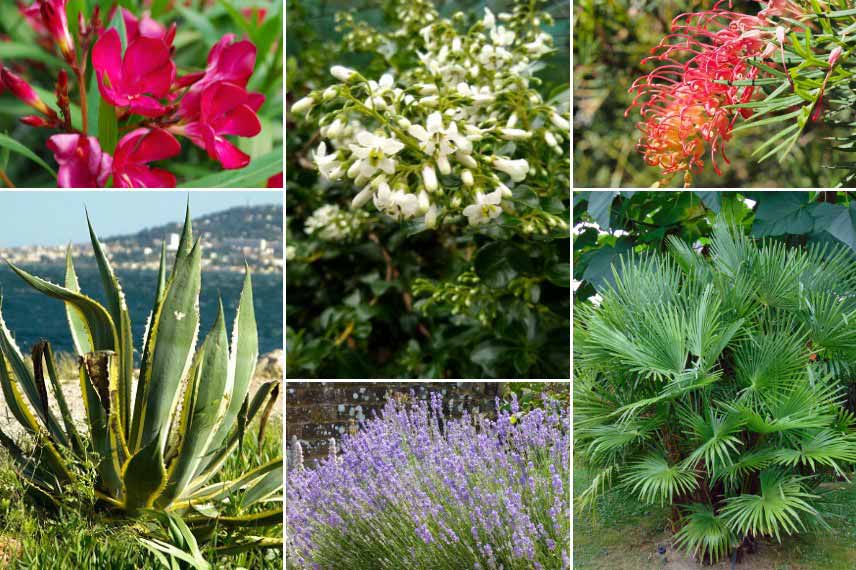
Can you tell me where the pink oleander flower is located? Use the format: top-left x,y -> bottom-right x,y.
121,7 -> 175,45
92,28 -> 176,117
627,8 -> 778,184
179,35 -> 257,120
47,134 -> 112,188
18,2 -> 48,35
182,82 -> 264,170
1,67 -> 55,118
39,0 -> 74,60
112,128 -> 181,188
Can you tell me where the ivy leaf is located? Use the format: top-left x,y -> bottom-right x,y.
545,261 -> 571,288
751,192 -> 814,236
474,242 -> 520,288
587,191 -> 619,229
580,239 -> 632,290
811,202 -> 856,252
694,191 -> 721,213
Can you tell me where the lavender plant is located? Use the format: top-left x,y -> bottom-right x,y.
286,392 -> 570,569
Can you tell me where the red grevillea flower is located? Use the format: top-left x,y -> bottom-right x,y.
47,134 -> 112,188
179,35 -> 257,119
112,128 -> 181,188
626,8 -> 778,184
182,82 -> 264,170
92,28 -> 176,117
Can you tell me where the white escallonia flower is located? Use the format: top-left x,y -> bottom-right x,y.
330,65 -> 357,82
313,142 -> 343,180
544,131 -> 562,154
499,128 -> 531,141
322,86 -> 338,101
365,74 -> 395,110
422,164 -> 439,192
409,112 -> 473,169
461,169 -> 474,186
493,157 -> 529,182
418,190 -> 430,214
348,131 -> 405,179
549,112 -> 571,132
352,186 -> 374,208
424,204 -> 438,228
462,188 -> 503,226
483,7 -> 496,29
490,25 -> 515,47
373,182 -> 420,220
291,96 -> 314,114
456,150 -> 478,169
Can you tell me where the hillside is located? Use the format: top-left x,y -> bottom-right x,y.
105,204 -> 283,245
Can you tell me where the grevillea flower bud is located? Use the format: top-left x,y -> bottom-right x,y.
40,0 -> 75,61
1,68 -> 53,117
330,65 -> 357,82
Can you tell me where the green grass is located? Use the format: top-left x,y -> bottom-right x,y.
0,418 -> 283,569
574,463 -> 856,570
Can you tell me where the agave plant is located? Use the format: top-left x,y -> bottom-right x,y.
574,223 -> 856,563
0,207 -> 282,538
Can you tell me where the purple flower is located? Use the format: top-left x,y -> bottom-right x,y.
286,392 -> 570,567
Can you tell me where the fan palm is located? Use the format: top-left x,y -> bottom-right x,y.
575,223 -> 856,563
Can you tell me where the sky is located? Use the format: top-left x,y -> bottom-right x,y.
0,191 -> 283,247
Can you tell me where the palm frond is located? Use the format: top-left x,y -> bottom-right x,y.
622,453 -> 698,506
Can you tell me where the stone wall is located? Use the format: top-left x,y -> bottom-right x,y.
286,382 -> 503,466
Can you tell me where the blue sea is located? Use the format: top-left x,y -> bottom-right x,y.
0,264 -> 282,358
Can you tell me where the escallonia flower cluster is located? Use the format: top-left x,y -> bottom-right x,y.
291,1 -> 570,230
3,2 -> 267,188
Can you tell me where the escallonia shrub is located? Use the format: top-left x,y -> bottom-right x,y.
286,0 -> 570,378
287,392 -> 570,569
291,1 -> 570,231
574,223 -> 856,564
1,1 -> 282,188
626,0 -> 853,187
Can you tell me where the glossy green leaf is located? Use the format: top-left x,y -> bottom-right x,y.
0,134 -> 56,178
178,147 -> 283,188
